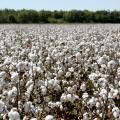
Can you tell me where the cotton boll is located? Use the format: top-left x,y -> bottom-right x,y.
76,52 -> 81,62
65,72 -> 71,78
45,115 -> 55,120
0,71 -> 6,79
4,57 -> 12,65
60,93 -> 79,103
67,87 -> 74,94
24,101 -> 32,113
100,89 -> 107,100
97,57 -> 106,65
82,92 -> 89,100
96,102 -> 100,108
83,112 -> 89,120
8,108 -> 20,120
89,73 -> 98,81
107,60 -> 116,69
80,82 -> 86,91
0,100 -> 5,113
28,53 -> 37,62
30,118 -> 37,120
40,86 -> 47,95
87,97 -> 95,108
26,80 -> 34,88
16,62 -> 26,72
8,87 -> 17,98
27,84 -> 33,94
112,107 -> 120,119
57,69 -> 64,77
11,72 -> 19,83
68,67 -> 74,72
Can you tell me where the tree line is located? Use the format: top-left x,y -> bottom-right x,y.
0,9 -> 120,23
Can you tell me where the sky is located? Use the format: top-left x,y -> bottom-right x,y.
0,0 -> 120,11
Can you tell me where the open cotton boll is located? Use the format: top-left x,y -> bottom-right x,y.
0,71 -> 7,79
99,89 -> 107,100
27,84 -> 33,94
16,62 -> 26,72
8,108 -> 20,120
0,100 -> 5,113
112,107 -> 120,119
24,101 -> 33,113
28,53 -> 37,62
45,115 -> 55,120
87,97 -> 95,108
80,82 -> 86,91
76,52 -> 81,62
4,57 -> 12,65
60,93 -> 79,103
82,92 -> 89,100
97,57 -> 107,65
40,86 -> 47,95
83,112 -> 89,120
68,67 -> 74,72
107,60 -> 117,69
8,87 -> 17,98
26,80 -> 34,88
67,87 -> 75,94
88,73 -> 98,81
11,72 -> 19,83
57,69 -> 64,77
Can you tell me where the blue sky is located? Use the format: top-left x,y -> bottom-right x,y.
0,0 -> 120,11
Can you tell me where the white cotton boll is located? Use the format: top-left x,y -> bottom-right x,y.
67,87 -> 74,94
8,108 -> 20,120
119,81 -> 120,86
57,69 -> 64,77
87,97 -> 95,107
83,112 -> 89,120
76,52 -> 81,62
65,72 -> 71,78
61,93 -> 79,103
8,87 -> 17,98
99,89 -> 107,100
107,60 -> 116,69
45,115 -> 55,120
36,67 -> 43,74
60,93 -> 67,102
16,62 -> 25,72
28,53 -> 37,62
11,72 -> 19,83
96,102 -> 100,108
88,73 -> 98,81
80,83 -> 86,91
0,100 -> 5,113
24,101 -> 32,113
82,92 -> 89,100
27,84 -> 33,94
0,71 -> 6,79
55,101 -> 62,107
45,79 -> 54,88
97,57 -> 106,65
4,57 -> 12,65
98,78 -> 107,87
68,67 -> 74,72
30,118 -> 37,120
40,86 -> 47,95
113,112 -> 120,119
113,89 -> 119,98
26,80 -> 33,88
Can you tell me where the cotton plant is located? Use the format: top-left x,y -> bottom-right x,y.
0,24 -> 120,119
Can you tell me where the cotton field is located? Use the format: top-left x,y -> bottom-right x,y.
0,24 -> 120,120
